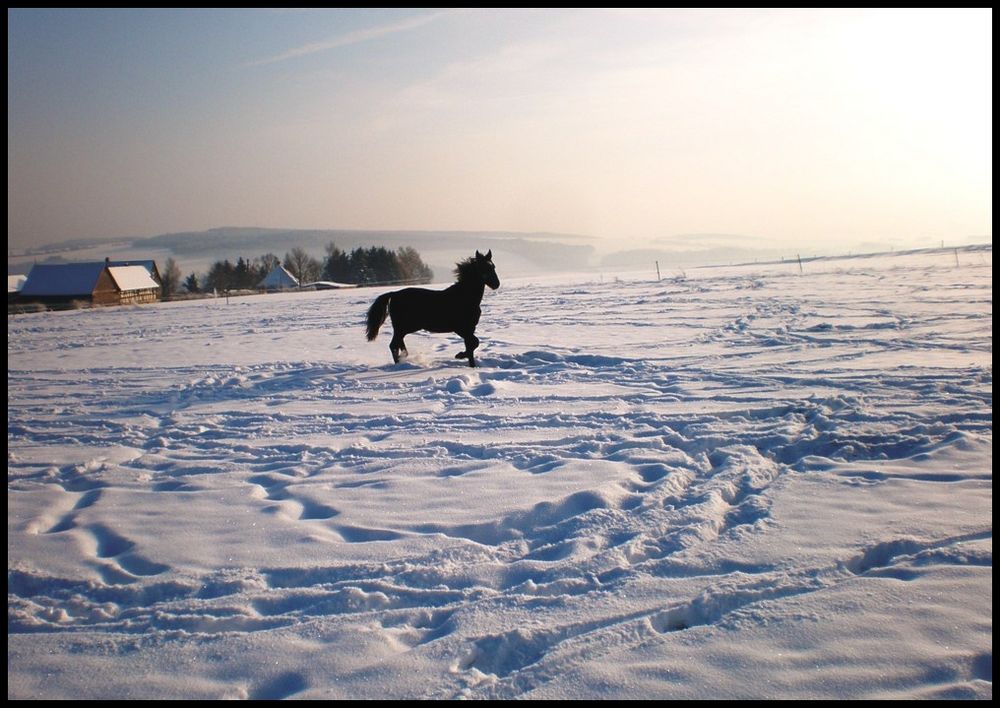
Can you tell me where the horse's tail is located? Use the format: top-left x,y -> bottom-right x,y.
365,292 -> 392,341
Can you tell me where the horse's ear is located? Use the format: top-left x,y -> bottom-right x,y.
486,250 -> 492,261
476,250 -> 483,259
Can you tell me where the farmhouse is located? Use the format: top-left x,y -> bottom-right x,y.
17,260 -> 162,308
108,265 -> 162,305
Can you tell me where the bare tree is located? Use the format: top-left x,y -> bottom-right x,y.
161,258 -> 182,300
283,247 -> 322,284
283,248 -> 308,283
397,246 -> 434,284
258,252 -> 281,275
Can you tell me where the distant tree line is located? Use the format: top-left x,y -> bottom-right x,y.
323,244 -> 433,286
197,253 -> 282,293
180,244 -> 433,294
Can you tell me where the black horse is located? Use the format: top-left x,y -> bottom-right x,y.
366,250 -> 500,367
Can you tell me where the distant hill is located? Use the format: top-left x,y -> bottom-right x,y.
137,226 -> 595,252
132,227 -> 598,280
141,227 -> 593,264
9,227 -> 598,280
602,232 -> 786,270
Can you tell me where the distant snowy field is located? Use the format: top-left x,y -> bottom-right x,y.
8,247 -> 992,699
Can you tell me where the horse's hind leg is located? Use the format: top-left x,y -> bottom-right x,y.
390,333 -> 408,364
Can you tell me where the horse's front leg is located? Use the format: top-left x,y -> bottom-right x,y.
455,333 -> 480,367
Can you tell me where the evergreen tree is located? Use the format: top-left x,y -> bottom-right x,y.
373,246 -> 402,284
350,247 -> 371,284
206,259 -> 235,292
234,257 -> 254,290
323,243 -> 352,283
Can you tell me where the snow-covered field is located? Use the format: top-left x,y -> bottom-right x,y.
8,247 -> 992,699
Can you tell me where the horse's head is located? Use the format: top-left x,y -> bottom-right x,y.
475,250 -> 500,290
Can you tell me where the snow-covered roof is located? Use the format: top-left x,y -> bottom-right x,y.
8,274 -> 27,293
302,281 -> 358,290
20,263 -> 107,296
109,260 -> 160,281
257,265 -> 300,289
108,265 -> 160,291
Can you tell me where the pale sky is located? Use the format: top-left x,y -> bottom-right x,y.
7,8 -> 992,253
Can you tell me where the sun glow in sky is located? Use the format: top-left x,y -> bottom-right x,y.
7,8 -> 992,253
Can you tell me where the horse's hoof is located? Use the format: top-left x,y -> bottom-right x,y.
455,351 -> 469,359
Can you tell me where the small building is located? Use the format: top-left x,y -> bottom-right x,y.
109,259 -> 162,287
257,265 -> 300,291
8,274 -> 27,305
17,260 -> 162,309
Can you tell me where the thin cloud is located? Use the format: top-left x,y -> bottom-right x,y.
247,10 -> 457,67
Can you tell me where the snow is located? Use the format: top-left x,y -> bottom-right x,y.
7,247 -> 992,699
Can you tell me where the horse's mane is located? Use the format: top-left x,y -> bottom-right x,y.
453,257 -> 480,284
